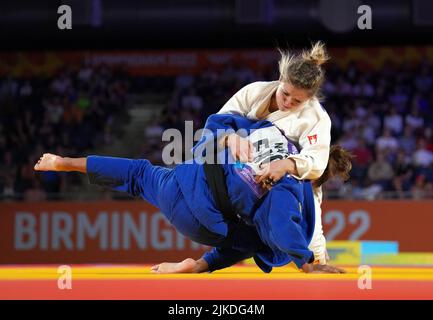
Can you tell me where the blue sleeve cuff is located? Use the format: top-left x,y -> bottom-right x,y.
202,250 -> 218,273
292,251 -> 315,269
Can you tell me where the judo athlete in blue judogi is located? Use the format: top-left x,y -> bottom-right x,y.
35,114 -> 318,272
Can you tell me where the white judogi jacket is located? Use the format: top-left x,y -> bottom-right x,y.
217,81 -> 331,264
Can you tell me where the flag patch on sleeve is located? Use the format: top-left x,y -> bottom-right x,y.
308,134 -> 317,145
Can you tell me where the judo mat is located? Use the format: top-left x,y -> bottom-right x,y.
1,264 -> 433,300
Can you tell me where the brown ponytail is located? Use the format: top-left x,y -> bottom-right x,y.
313,145 -> 353,188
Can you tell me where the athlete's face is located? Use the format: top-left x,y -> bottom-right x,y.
275,82 -> 310,111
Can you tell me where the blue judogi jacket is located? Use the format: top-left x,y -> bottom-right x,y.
174,114 -> 315,270
87,114 -> 315,271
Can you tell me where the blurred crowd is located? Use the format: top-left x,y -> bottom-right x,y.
1,56 -> 433,200
141,63 -> 275,165
0,63 -> 130,200
323,60 -> 433,199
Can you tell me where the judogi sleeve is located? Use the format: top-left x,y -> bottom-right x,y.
309,232 -> 327,264
192,114 -> 256,157
264,184 -> 315,268
308,196 -> 327,264
307,187 -> 327,264
288,112 -> 331,180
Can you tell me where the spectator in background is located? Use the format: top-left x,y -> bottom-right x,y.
411,175 -> 432,200
24,179 -> 47,202
415,63 -> 433,94
77,61 -> 94,83
423,128 -> 433,153
352,75 -> 375,98
413,138 -> 433,168
334,75 -> 352,97
338,131 -> 358,151
19,81 -> 33,97
145,122 -> 165,142
373,77 -> 388,104
51,71 -> 71,95
174,68 -> 195,90
368,151 -> 394,190
399,126 -> 417,155
351,138 -> 373,184
234,62 -> 257,86
0,152 -> 17,184
181,88 -> 203,112
412,93 -> 430,116
388,86 -> 409,112
44,97 -> 64,125
392,151 -> 414,199
384,106 -> 403,135
16,158 -> 36,194
376,129 -> 398,154
0,75 -> 18,98
342,108 -> 361,134
1,175 -> 16,201
365,107 -> 381,133
358,123 -> 376,147
405,107 -> 424,131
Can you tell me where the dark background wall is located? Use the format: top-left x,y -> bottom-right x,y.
1,0 -> 432,49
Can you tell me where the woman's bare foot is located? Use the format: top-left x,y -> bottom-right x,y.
150,258 -> 200,274
34,153 -> 62,171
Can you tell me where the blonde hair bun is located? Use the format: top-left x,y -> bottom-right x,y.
278,41 -> 330,97
302,41 -> 330,66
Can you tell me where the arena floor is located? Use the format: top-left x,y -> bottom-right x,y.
1,265 -> 433,300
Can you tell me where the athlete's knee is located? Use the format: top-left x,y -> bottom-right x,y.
125,159 -> 152,196
129,159 -> 152,177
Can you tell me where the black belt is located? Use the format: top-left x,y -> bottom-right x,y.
203,163 -> 240,224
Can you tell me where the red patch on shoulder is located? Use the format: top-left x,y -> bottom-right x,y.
308,134 -> 317,145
